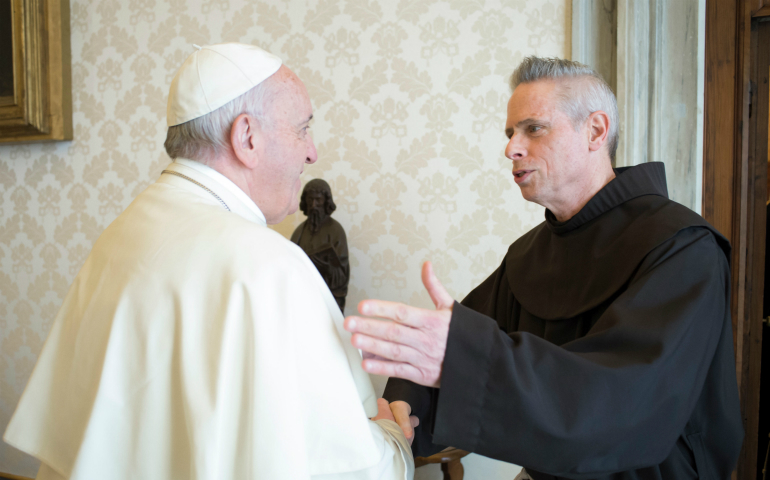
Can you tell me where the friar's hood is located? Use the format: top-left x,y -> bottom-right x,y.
505,162 -> 730,320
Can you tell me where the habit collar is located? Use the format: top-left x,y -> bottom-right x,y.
545,162 -> 669,235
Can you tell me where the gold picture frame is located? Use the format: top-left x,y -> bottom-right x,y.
0,0 -> 72,144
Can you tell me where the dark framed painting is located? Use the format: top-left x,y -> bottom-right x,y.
0,0 -> 14,106
0,0 -> 73,144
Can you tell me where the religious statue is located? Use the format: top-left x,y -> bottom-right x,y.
291,179 -> 349,312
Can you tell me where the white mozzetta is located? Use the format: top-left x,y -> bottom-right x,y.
3,160 -> 412,480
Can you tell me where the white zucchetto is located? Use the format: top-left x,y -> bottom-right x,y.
166,43 -> 282,126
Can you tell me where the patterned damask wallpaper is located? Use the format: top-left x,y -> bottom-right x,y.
0,0 -> 568,476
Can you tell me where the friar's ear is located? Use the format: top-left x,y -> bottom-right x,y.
586,110 -> 610,153
230,113 -> 262,169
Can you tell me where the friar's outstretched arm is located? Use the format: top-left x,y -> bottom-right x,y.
346,228 -> 741,478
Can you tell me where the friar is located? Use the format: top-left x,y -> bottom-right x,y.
291,179 -> 349,312
3,43 -> 413,480
345,56 -> 743,480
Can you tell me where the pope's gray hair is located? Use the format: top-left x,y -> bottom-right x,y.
164,80 -> 273,162
510,56 -> 619,161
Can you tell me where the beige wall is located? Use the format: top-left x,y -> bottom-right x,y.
0,0 -> 569,477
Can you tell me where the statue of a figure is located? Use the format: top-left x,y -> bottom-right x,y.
291,179 -> 349,312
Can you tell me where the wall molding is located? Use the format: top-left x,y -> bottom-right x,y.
572,0 -> 706,213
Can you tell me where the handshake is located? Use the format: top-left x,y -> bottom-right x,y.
372,399 -> 420,446
346,261 -> 455,445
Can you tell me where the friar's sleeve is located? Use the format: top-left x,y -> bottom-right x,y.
432,227 -> 734,478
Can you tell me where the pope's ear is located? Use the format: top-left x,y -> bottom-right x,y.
586,110 -> 610,153
230,113 -> 262,169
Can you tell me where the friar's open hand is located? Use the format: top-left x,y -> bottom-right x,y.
344,261 -> 453,388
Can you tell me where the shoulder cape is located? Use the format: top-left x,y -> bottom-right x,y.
504,162 -> 729,320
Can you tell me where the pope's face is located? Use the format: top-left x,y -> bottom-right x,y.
504,80 -> 591,211
258,70 -> 318,223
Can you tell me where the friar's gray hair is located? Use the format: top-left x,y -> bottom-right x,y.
510,56 -> 619,161
164,79 -> 274,162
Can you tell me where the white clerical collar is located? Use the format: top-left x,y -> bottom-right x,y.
174,158 -> 267,225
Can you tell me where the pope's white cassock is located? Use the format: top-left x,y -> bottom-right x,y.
3,158 -> 414,480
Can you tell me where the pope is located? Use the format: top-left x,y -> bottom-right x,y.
344,56 -> 744,480
4,44 -> 414,480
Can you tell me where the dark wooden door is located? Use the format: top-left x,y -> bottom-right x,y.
752,0 -> 770,16
703,2 -> 770,479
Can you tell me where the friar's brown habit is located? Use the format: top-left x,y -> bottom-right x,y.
385,162 -> 743,480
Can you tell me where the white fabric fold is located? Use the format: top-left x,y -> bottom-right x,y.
5,161 -> 405,480
173,158 -> 267,225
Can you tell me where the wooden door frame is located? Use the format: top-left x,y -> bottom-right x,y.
703,2 -> 769,479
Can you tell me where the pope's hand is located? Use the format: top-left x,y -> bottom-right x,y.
371,398 -> 396,422
344,261 -> 453,388
390,401 -> 419,445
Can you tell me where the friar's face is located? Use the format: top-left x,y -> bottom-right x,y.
503,79 -> 594,212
